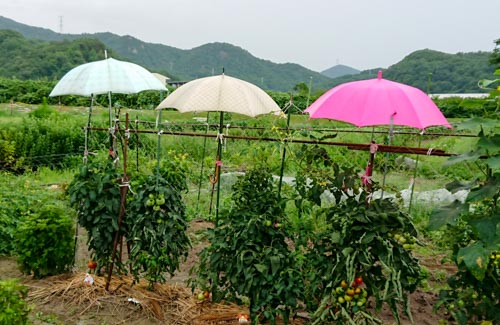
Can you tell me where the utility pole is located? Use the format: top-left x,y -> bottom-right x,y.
58,16 -> 63,34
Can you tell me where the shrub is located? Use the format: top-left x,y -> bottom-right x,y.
15,204 -> 75,278
0,279 -> 31,324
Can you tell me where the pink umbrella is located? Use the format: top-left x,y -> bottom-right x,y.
305,71 -> 451,130
304,71 -> 451,195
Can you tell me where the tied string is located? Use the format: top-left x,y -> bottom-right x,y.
216,133 -> 225,151
119,180 -> 135,195
361,165 -> 372,185
125,129 -> 130,139
362,142 -> 378,186
426,148 -> 434,155
108,126 -> 116,138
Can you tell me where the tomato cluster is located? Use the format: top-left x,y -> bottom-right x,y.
87,260 -> 97,270
196,290 -> 211,301
331,277 -> 368,313
389,231 -> 417,250
490,251 -> 500,267
146,193 -> 166,212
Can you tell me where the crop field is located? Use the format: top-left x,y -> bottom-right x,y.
0,102 -> 498,325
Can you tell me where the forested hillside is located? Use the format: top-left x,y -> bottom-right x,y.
329,50 -> 495,93
0,30 -> 110,80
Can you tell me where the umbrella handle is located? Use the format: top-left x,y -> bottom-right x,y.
209,161 -> 221,184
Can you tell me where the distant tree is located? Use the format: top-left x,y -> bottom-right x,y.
490,38 -> 500,69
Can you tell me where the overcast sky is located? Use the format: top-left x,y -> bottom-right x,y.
1,0 -> 499,72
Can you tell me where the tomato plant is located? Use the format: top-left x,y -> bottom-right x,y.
126,158 -> 191,288
292,148 -> 422,324
190,166 -> 303,325
68,158 -> 123,273
429,118 -> 500,324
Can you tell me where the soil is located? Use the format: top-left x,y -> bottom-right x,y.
0,219 -> 457,325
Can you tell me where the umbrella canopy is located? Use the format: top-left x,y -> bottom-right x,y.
304,71 -> 451,130
156,74 -> 281,117
49,57 -> 165,97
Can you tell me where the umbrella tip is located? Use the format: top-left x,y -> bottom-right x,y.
377,70 -> 382,80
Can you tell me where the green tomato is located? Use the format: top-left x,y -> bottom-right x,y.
148,194 -> 155,199
146,199 -> 155,206
265,220 -> 272,227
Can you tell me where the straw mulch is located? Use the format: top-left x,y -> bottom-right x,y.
24,272 -> 305,325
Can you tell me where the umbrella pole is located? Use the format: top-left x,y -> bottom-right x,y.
135,115 -> 139,172
108,91 -> 113,149
74,96 -> 93,265
196,112 -> 210,216
156,108 -> 163,187
106,113 -> 129,291
278,102 -> 292,200
381,116 -> 395,199
215,111 -> 224,227
408,134 -> 422,212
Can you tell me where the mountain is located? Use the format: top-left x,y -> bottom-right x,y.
0,15 -> 496,94
327,49 -> 495,93
321,64 -> 360,79
0,16 -> 335,92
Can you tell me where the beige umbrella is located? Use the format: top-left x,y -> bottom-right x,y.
156,73 -> 280,116
156,73 -> 282,224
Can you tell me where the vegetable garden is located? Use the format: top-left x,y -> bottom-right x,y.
0,79 -> 498,325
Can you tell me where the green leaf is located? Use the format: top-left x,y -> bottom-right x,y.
330,231 -> 341,244
455,117 -> 500,133
270,255 -> 280,276
466,178 -> 500,203
255,263 -> 267,274
444,151 -> 483,167
444,179 -> 476,193
485,154 -> 500,171
456,242 -> 489,281
469,216 -> 500,250
477,134 -> 500,155
477,79 -> 500,89
428,201 -> 468,230
342,247 -> 354,256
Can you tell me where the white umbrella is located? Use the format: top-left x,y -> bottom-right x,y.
156,73 -> 282,224
49,57 -> 165,96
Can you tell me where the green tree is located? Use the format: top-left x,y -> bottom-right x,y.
490,38 -> 500,69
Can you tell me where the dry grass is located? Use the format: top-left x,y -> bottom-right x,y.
25,272 -> 303,325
